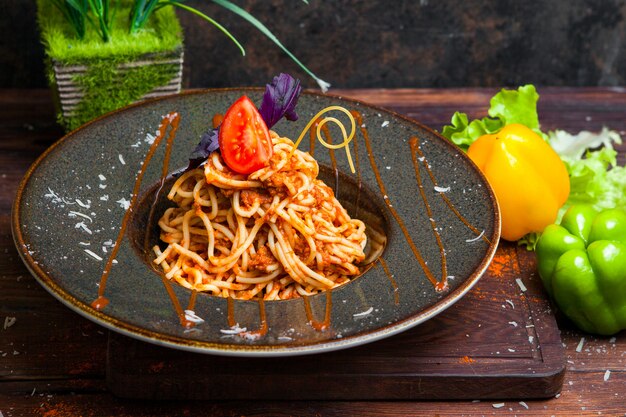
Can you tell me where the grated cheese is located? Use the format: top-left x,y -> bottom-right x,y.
576,337 -> 585,353
44,187 -> 62,203
353,307 -> 374,317
515,278 -> 527,292
75,198 -> 91,209
84,249 -> 103,261
68,211 -> 93,223
3,317 -> 16,330
75,222 -> 93,234
465,230 -> 485,243
184,310 -> 205,324
220,324 -> 247,334
116,198 -> 131,210
145,132 -> 156,145
240,331 -> 262,341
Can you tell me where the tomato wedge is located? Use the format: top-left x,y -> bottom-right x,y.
218,95 -> 273,174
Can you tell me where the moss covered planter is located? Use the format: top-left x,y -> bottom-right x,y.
49,50 -> 183,131
37,1 -> 184,131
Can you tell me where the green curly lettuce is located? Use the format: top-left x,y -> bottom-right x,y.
549,128 -> 626,216
441,84 -> 546,151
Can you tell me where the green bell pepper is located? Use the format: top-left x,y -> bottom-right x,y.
535,205 -> 626,335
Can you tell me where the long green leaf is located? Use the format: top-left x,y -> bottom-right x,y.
51,0 -> 88,39
161,1 -> 245,56
86,0 -> 112,41
209,0 -> 329,91
130,0 -> 161,33
130,0 -> 146,32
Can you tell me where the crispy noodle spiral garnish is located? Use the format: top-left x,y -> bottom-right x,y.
153,133 -> 367,300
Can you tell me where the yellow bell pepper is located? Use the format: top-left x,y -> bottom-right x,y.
467,124 -> 570,241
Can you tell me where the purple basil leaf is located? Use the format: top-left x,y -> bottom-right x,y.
259,73 -> 302,129
187,127 -> 219,171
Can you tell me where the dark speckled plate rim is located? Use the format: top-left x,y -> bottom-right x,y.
12,88 -> 501,357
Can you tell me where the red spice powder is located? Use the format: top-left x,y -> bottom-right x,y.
149,361 -> 165,373
487,245 -> 521,278
460,355 -> 476,364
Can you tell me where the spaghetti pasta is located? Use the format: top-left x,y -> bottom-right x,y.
153,132 -> 367,300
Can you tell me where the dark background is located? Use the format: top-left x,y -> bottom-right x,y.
2,0 -> 625,91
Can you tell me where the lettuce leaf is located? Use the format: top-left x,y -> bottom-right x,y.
487,84 -> 542,132
441,112 -> 501,151
441,84 -> 545,151
548,128 -> 626,217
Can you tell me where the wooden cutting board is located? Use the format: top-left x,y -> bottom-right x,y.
106,242 -> 565,400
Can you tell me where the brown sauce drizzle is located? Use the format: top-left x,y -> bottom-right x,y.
188,289 -> 198,311
409,138 -> 448,287
239,298 -> 268,339
411,140 -> 491,245
212,113 -> 224,129
91,113 -> 189,324
318,121 -> 340,196
160,274 -> 195,329
348,110 -> 364,220
409,141 -> 491,245
377,258 -> 399,305
225,297 -> 268,339
226,296 -> 236,327
303,291 -> 333,331
352,111 -> 441,290
142,114 -> 180,255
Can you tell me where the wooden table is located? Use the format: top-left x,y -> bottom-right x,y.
1,88 -> 625,416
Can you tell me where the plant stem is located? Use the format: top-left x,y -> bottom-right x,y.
130,0 -> 160,34
87,0 -> 112,42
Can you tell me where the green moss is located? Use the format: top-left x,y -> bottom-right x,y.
37,0 -> 183,64
62,60 -> 179,131
37,0 -> 183,131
